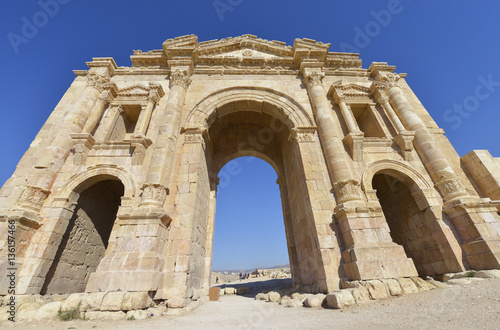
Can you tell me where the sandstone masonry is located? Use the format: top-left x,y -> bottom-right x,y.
1,35 -> 499,309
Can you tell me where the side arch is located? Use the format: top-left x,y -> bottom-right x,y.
54,165 -> 136,203
361,160 -> 432,194
183,86 -> 315,130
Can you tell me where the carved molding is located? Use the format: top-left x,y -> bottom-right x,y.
329,82 -> 372,104
86,73 -> 110,92
289,127 -> 317,143
170,70 -> 191,89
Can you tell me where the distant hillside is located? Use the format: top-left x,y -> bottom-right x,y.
213,264 -> 290,274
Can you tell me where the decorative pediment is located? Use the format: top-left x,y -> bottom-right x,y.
114,83 -> 165,103
329,82 -> 372,102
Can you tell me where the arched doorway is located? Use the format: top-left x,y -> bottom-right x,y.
212,157 -> 289,272
373,173 -> 446,276
41,179 -> 124,294
172,91 -> 343,298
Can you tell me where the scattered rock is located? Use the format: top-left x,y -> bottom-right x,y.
267,291 -> 281,302
474,270 -> 500,279
255,293 -> 268,300
147,305 -> 168,317
225,287 -> 236,295
35,301 -> 62,320
303,294 -> 326,308
443,272 -> 469,282
326,290 -> 355,309
281,299 -> 303,308
427,279 -> 450,289
447,278 -> 483,285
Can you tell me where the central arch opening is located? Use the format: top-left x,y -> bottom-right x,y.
212,157 -> 289,274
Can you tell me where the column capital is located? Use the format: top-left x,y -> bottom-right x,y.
169,69 -> 192,89
334,179 -> 363,204
99,83 -> 118,102
302,71 -> 325,89
140,183 -> 169,207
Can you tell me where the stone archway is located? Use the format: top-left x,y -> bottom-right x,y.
41,179 -> 124,294
160,87 -> 342,300
363,161 -> 465,276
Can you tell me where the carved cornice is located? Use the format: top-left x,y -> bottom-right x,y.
86,73 -> 110,92
170,70 -> 191,89
289,127 -> 317,143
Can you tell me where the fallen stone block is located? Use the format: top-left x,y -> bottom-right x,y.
281,298 -> 303,308
474,270 -> 500,279
267,291 -> 281,302
410,277 -> 435,291
447,278 -> 483,285
303,294 -> 326,308
34,301 -> 62,320
255,293 -> 268,300
61,293 -> 86,312
225,287 -> 236,295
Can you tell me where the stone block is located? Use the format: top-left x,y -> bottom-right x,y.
396,278 -> 419,294
255,293 -> 268,300
410,277 -> 435,291
366,280 -> 389,300
126,309 -> 150,320
61,292 -> 86,312
80,292 -> 106,311
281,298 -> 303,308
303,294 -> 326,308
474,269 -> 500,278
35,301 -> 62,320
380,279 -> 403,296
122,292 -> 151,311
167,298 -> 186,308
347,287 -> 370,302
267,291 -> 281,302
100,292 -> 126,311
326,290 -> 355,309
224,287 -> 236,295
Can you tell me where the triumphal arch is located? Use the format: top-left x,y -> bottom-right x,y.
1,35 -> 500,308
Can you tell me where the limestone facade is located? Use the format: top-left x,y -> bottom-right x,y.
1,35 -> 500,306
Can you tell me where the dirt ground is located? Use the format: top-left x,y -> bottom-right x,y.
3,277 -> 500,330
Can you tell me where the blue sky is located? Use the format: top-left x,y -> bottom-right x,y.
2,1 -> 500,270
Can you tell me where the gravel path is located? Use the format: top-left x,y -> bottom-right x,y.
4,278 -> 500,330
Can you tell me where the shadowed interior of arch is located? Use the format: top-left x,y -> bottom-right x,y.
212,157 -> 289,272
41,180 -> 124,294
373,173 -> 447,277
